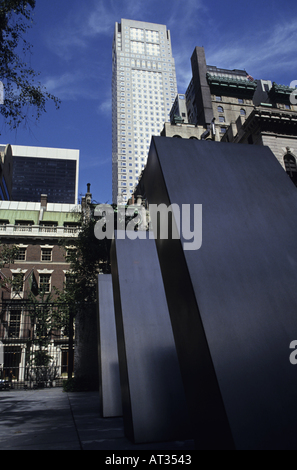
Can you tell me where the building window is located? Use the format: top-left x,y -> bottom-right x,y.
238,98 -> 244,104
39,274 -> 51,293
284,151 -> 297,186
216,96 -> 222,102
240,109 -> 246,116
65,273 -> 75,290
12,273 -> 24,294
219,116 -> 225,123
41,248 -> 52,262
217,106 -> 224,113
15,247 -> 26,261
220,127 -> 227,134
8,308 -> 21,338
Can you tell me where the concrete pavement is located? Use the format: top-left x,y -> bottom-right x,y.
0,388 -> 195,450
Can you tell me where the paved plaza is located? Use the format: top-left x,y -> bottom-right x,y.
0,388 -> 195,450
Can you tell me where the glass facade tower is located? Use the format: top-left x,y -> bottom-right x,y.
112,19 -> 178,203
11,145 -> 79,204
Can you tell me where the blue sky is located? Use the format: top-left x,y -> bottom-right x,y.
1,0 -> 297,204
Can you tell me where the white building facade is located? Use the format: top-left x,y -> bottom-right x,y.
112,19 -> 178,203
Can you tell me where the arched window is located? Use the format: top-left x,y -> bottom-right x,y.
217,106 -> 224,113
284,150 -> 297,186
172,135 -> 182,138
189,136 -> 198,140
240,109 -> 246,116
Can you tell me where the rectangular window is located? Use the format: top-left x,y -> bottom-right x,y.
8,309 -> 21,338
12,273 -> 24,294
39,274 -> 51,293
41,248 -> 52,262
15,248 -> 26,261
65,273 -> 75,289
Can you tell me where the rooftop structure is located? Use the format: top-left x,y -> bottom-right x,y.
11,145 -> 79,204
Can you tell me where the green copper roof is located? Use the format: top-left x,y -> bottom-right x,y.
0,209 -> 39,224
206,73 -> 257,97
268,82 -> 295,103
42,211 -> 80,226
0,209 -> 80,226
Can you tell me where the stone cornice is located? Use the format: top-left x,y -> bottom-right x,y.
268,82 -> 295,103
241,106 -> 297,136
206,73 -> 257,97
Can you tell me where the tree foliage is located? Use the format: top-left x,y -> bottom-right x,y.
57,202 -> 145,304
0,243 -> 20,291
0,0 -> 60,131
58,212 -> 111,305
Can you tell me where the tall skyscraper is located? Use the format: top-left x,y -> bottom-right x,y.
112,19 -> 178,203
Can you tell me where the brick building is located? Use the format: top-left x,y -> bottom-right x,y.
0,195 -> 81,299
0,195 -> 81,387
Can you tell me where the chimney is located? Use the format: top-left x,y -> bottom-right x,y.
40,194 -> 48,209
86,183 -> 92,205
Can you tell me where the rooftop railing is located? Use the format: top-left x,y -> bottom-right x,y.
0,224 -> 81,237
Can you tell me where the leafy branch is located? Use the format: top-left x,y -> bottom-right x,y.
0,0 -> 60,131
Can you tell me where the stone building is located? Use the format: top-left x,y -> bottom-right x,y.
160,47 -> 257,142
161,121 -> 205,140
186,47 -> 257,138
159,46 -> 297,188
221,81 -> 297,186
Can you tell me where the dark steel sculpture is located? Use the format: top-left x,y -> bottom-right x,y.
142,136 -> 297,450
111,233 -> 192,444
97,275 -> 122,418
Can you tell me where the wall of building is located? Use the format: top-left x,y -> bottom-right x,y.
161,122 -> 205,139
11,145 -> 79,204
0,241 -> 69,301
260,134 -> 297,170
211,95 -> 254,137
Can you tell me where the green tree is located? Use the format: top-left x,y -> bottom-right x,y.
59,202 -> 144,304
59,214 -> 111,304
0,0 -> 60,131
56,204 -> 111,385
0,243 -> 21,291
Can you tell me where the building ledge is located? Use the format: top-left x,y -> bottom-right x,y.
0,224 -> 81,237
207,73 -> 257,97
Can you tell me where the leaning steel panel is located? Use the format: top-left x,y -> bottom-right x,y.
111,233 -> 192,444
143,136 -> 297,450
97,274 -> 122,418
